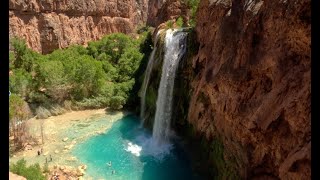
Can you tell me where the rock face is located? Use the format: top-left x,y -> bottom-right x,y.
9,0 -> 148,54
147,0 -> 190,27
188,0 -> 310,179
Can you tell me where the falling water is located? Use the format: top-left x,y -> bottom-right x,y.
140,30 -> 163,124
152,29 -> 187,145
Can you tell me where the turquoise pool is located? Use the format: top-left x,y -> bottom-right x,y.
72,114 -> 195,180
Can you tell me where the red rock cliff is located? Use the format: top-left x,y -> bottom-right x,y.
188,0 -> 310,179
147,0 -> 190,27
9,0 -> 148,54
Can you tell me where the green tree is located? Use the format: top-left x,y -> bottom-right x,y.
72,57 -> 106,99
10,37 -> 27,69
9,69 -> 32,97
9,51 -> 15,70
109,96 -> 126,110
34,60 -> 68,102
10,159 -> 46,180
117,47 -> 143,82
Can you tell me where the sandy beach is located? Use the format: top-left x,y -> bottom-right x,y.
9,108 -> 128,171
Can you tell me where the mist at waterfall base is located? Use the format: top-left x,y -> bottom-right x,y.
72,115 -> 194,180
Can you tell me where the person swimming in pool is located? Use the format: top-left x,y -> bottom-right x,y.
106,161 -> 112,167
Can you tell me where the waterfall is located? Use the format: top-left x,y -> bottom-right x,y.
140,30 -> 163,124
152,29 -> 187,145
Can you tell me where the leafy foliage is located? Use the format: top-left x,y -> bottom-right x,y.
10,159 -> 46,180
184,0 -> 200,26
9,29 -> 152,112
176,16 -> 184,27
166,20 -> 174,29
9,94 -> 28,121
9,69 -> 32,97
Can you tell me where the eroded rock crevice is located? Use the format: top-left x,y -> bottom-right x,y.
186,0 -> 310,178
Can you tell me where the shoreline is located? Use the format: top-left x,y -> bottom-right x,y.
9,108 -> 129,179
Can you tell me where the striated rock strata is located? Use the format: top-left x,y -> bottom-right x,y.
9,0 -> 148,54
187,0 -> 310,179
147,0 -> 190,27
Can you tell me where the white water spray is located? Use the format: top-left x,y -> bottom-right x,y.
140,30 -> 163,125
152,29 -> 187,145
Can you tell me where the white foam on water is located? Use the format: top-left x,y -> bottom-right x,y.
124,141 -> 142,157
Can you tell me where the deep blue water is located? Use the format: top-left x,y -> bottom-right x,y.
72,115 -> 195,180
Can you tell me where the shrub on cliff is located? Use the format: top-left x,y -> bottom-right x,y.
184,0 -> 200,26
10,159 -> 46,180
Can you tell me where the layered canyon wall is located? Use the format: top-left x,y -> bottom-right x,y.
9,0 -> 148,54
187,0 -> 310,179
147,0 -> 189,27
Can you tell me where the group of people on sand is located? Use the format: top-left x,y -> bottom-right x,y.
45,155 -> 53,163
37,148 -> 53,163
106,161 -> 116,175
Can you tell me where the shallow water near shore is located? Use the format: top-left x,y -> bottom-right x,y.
9,109 -> 125,168
72,114 -> 195,180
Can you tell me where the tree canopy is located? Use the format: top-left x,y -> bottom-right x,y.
9,30 -> 152,112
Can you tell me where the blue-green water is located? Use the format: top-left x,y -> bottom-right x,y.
72,115 -> 195,180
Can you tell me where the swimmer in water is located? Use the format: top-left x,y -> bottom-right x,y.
111,170 -> 116,174
106,161 -> 112,167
